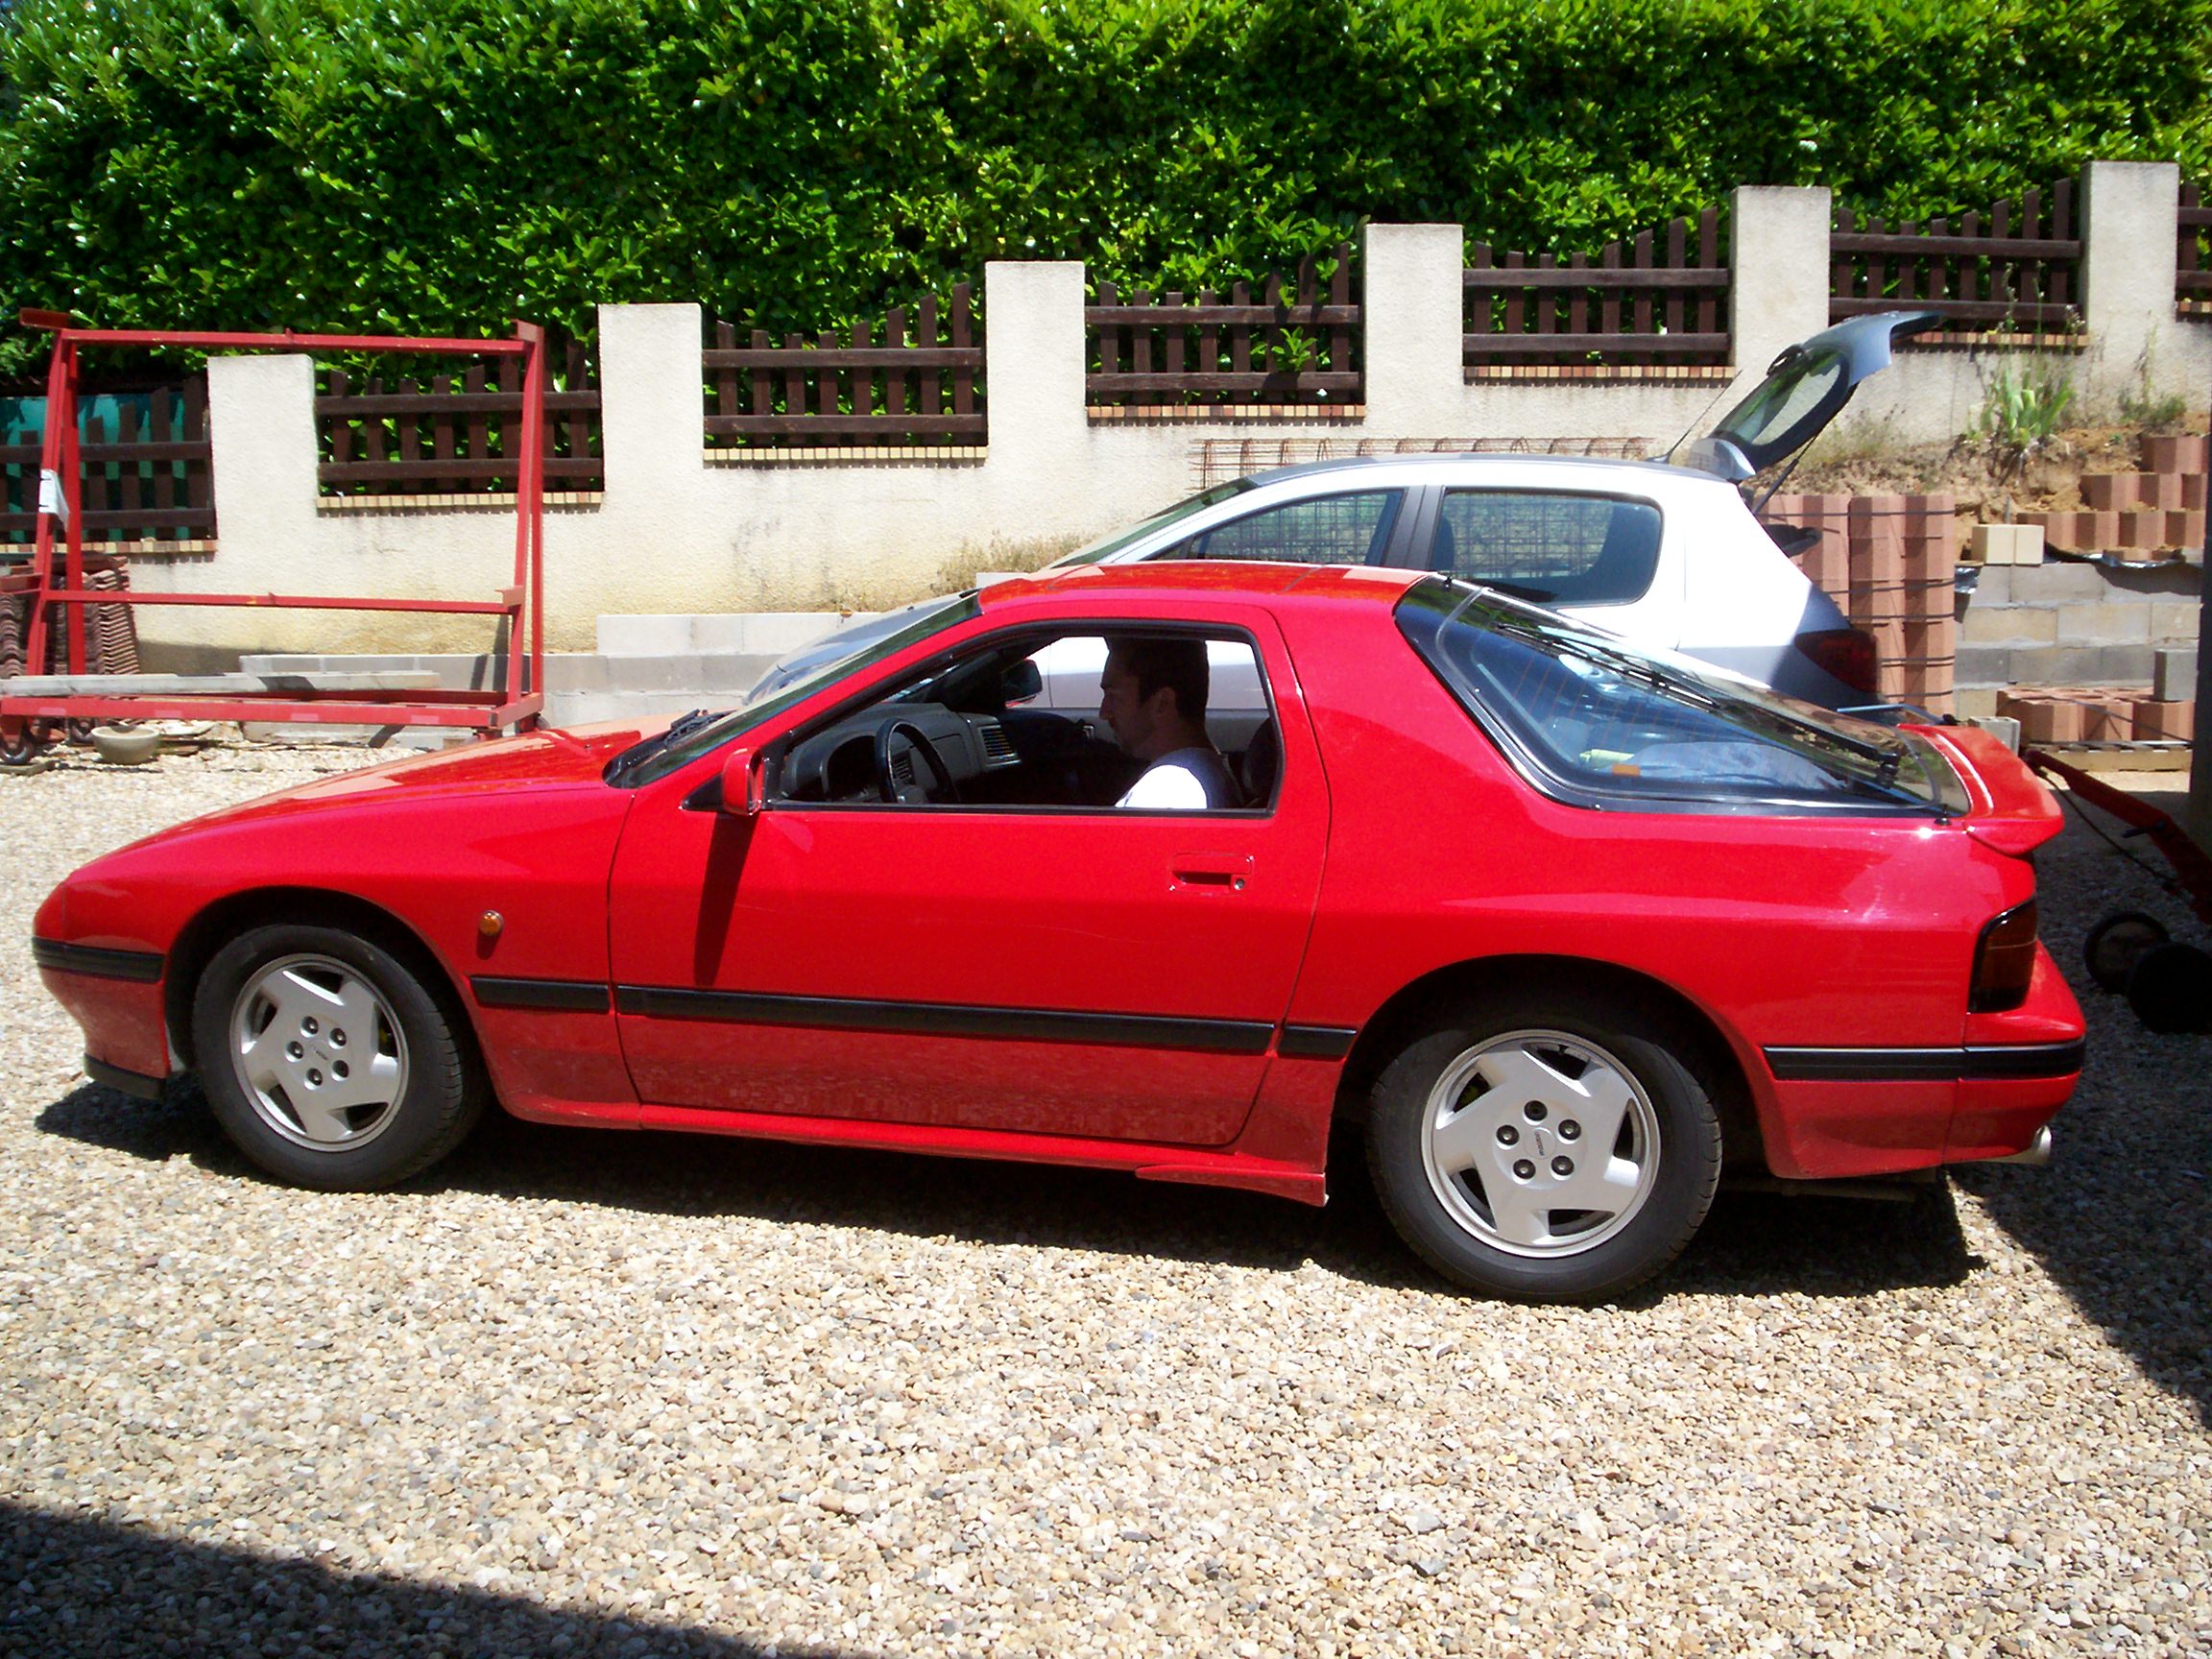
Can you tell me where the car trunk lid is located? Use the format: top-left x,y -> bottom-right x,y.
1675,311 -> 1945,482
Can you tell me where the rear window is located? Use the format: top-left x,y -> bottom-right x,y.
1395,581 -> 1956,814
1426,491 -> 1660,605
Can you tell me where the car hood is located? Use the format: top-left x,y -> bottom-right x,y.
1676,311 -> 1944,481
116,721 -> 649,848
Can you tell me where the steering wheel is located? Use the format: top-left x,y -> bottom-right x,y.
875,718 -> 961,805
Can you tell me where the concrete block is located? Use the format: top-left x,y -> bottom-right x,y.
1961,604 -> 2057,645
2154,645 -> 2199,701
2081,473 -> 2130,512
2002,696 -> 2085,743
1953,686 -> 2003,719
2004,645 -> 2128,685
1955,642 -> 2022,686
1971,566 -> 2015,605
2141,433 -> 2210,475
2118,509 -> 2166,549
2009,564 -> 2116,603
2091,643 -> 2156,683
1969,523 -> 2044,566
2169,510 -> 2206,552
2131,698 -> 2195,740
2182,473 -> 2208,512
2056,602 -> 2151,643
1969,713 -> 2022,750
2150,601 -> 2204,642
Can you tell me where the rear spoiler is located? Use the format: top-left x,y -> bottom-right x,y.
1912,725 -> 2063,854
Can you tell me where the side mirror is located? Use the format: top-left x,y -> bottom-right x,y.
718,745 -> 766,816
1001,660 -> 1044,704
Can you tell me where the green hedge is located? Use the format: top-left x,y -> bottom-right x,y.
3,0 -> 2208,376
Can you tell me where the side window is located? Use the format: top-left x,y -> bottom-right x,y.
774,627 -> 1280,813
1174,491 -> 1403,565
1429,492 -> 1662,606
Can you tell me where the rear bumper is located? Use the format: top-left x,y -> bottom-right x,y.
1755,947 -> 2083,1179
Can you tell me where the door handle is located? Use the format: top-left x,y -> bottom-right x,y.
1170,854 -> 1253,893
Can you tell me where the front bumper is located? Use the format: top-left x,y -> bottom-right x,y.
34,939 -> 174,1084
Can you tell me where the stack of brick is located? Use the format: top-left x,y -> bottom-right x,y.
2018,432 -> 2209,559
1765,492 -> 1957,713
1997,687 -> 2194,744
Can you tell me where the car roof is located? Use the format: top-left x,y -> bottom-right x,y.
978,560 -> 1426,611
1232,452 -> 1730,489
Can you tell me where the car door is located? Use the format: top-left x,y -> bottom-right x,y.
604,611 -> 1330,1147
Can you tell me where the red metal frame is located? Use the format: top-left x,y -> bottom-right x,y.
2025,747 -> 2212,930
2,314 -> 547,744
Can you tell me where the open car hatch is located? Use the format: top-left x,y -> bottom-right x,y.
1675,311 -> 1945,482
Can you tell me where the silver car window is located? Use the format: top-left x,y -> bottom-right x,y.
1169,490 -> 1403,565
1427,491 -> 1661,605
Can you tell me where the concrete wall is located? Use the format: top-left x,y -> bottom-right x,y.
123,172 -> 2211,665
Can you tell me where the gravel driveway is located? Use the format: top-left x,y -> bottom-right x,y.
2,741 -> 2207,1657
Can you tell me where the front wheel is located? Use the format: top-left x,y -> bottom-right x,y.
192,924 -> 484,1190
1366,994 -> 1721,1302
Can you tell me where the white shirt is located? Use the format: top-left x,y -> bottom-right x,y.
1117,746 -> 1239,810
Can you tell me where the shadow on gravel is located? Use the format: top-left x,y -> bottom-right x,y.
1953,1015 -> 2212,1428
39,1081 -> 1977,1302
1948,782 -> 2212,1428
0,1501 -> 825,1658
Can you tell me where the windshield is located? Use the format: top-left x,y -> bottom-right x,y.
604,592 -> 983,786
1049,479 -> 1258,567
1395,580 -> 1958,813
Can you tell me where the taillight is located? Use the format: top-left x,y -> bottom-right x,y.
1794,626 -> 1879,696
1970,900 -> 2039,1012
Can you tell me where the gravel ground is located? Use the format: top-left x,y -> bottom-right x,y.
1,739 -> 2207,1658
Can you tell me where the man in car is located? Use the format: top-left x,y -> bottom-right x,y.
1098,636 -> 1239,809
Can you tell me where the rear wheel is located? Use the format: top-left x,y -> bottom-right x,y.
1367,993 -> 1721,1302
192,924 -> 483,1190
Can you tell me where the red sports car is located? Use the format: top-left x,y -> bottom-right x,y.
33,565 -> 2083,1300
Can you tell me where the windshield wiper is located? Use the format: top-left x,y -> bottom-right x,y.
605,709 -> 723,784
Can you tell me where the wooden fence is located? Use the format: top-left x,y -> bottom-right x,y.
705,287 -> 983,447
1,377 -> 214,547
1088,248 -> 1359,408
2182,182 -> 2212,316
1463,211 -> 1729,373
316,337 -> 603,495
1831,180 -> 2080,336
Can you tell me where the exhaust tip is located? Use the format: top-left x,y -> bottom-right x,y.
1984,1125 -> 2054,1168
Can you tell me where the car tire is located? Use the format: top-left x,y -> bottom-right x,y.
1366,994 -> 1721,1302
191,924 -> 483,1190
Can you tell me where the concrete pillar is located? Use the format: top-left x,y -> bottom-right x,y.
204,353 -> 319,552
597,301 -> 708,503
2081,160 -> 2183,407
1729,186 -> 1832,379
981,260 -> 1089,467
1359,223 -> 1464,436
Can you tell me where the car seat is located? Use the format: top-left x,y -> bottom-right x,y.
1238,719 -> 1281,806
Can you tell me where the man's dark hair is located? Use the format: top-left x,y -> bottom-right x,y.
1104,635 -> 1209,721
